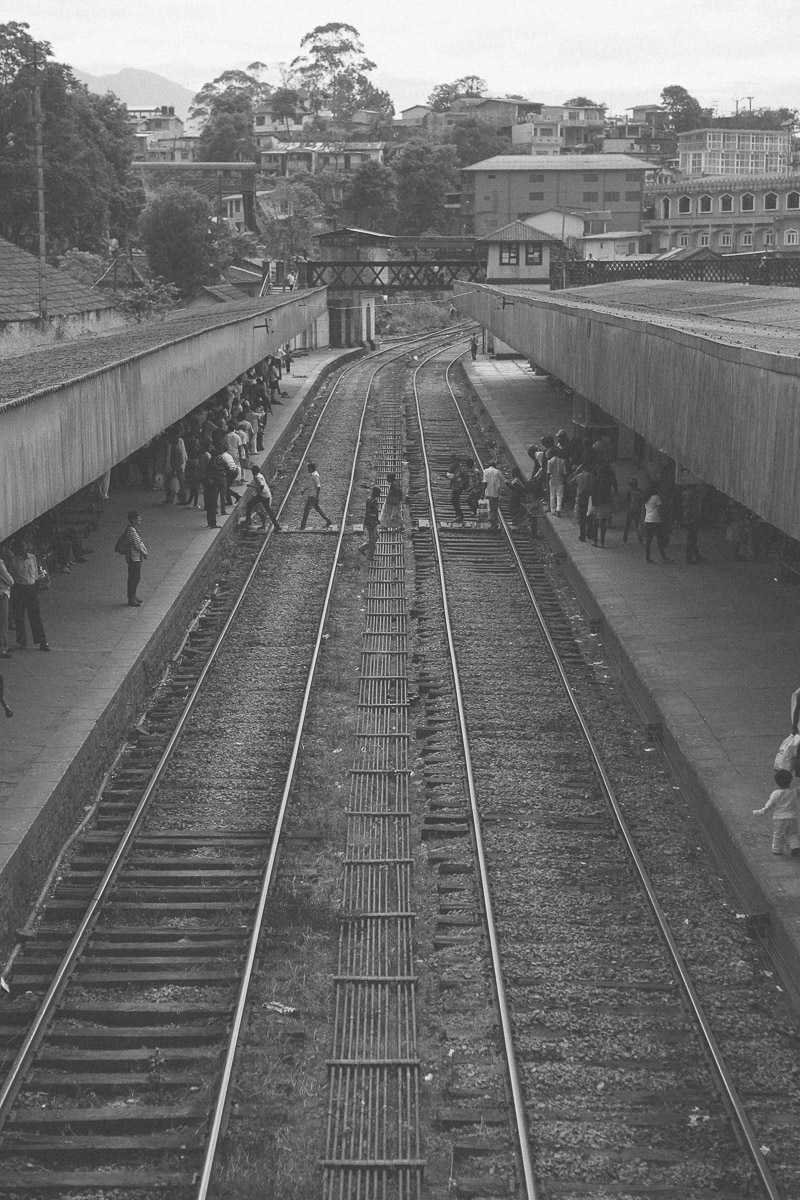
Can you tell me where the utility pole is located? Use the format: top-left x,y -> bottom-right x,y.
28,44 -> 49,327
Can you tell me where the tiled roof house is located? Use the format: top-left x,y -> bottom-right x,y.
0,236 -> 121,353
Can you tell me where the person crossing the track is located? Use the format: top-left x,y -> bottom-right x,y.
299,462 -> 332,530
482,460 -> 504,530
358,486 -> 381,560
244,465 -> 281,532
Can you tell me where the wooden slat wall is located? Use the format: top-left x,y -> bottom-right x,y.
458,284 -> 800,539
0,293 -> 327,540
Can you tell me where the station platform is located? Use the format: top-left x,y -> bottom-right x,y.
0,347 -> 351,950
465,355 -> 800,992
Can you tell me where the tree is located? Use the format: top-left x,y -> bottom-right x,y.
115,277 -> 180,322
291,23 -> 378,121
270,86 -> 304,135
715,106 -> 797,130
258,177 -> 323,261
660,85 -> 710,133
427,76 -> 488,112
344,160 -> 396,231
443,118 -> 511,168
139,185 -> 226,297
564,96 -> 602,107
189,66 -> 272,125
0,21 -> 138,253
197,104 -> 254,162
55,249 -> 105,287
393,140 -> 459,234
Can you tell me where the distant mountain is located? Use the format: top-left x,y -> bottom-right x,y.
74,68 -> 196,118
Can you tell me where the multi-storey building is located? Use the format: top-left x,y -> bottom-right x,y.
128,107 -> 199,162
645,174 -> 800,252
511,104 -> 606,154
256,138 -> 387,176
462,154 -> 651,236
677,127 -> 791,175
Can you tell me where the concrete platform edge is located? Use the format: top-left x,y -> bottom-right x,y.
0,347 -> 363,951
458,358 -> 800,1006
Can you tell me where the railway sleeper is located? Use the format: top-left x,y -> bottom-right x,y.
9,1103 -> 203,1131
42,1028 -> 225,1049
0,1169 -> 192,1191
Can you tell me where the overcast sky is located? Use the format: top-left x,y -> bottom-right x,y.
15,0 -> 800,117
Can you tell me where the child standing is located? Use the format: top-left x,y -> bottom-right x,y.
754,769 -> 800,856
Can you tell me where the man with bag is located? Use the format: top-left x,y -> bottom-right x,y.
9,536 -> 50,650
118,511 -> 148,607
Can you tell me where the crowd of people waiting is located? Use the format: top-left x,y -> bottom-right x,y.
445,425 -> 781,567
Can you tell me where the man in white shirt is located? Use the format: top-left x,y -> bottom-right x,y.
245,465 -> 281,531
482,461 -> 504,530
299,461 -> 332,530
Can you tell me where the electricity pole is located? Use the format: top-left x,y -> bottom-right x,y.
27,45 -> 49,327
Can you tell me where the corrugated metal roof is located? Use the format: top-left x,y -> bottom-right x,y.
464,154 -> 655,172
479,221 -> 560,243
0,237 -> 116,323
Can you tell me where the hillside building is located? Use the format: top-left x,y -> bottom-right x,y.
462,154 -> 652,237
677,127 -> 791,176
645,173 -> 800,252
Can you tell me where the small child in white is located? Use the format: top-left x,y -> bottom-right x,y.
754,769 -> 800,856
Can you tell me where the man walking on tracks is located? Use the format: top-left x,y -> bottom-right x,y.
300,462 -> 332,530
482,461 -> 504,530
245,464 -> 282,532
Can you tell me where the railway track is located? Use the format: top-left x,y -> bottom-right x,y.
0,330 -> 462,1199
403,349 -> 800,1199
3,334 -> 800,1199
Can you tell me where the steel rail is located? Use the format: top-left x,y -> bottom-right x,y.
0,330 -> 458,1132
195,329 -> 463,1199
438,351 -> 783,1200
411,345 -> 540,1200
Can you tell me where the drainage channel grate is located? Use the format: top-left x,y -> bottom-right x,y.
322,418 -> 422,1199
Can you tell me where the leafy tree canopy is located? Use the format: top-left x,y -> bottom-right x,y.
564,96 -> 603,107
441,118 -> 511,168
715,106 -> 797,130
660,85 -> 711,132
115,276 -> 180,322
291,22 -> 379,122
392,139 -> 459,234
0,22 -> 138,253
139,184 -> 228,297
190,65 -> 272,125
427,76 -> 488,112
258,176 -> 323,261
197,108 -> 255,162
344,160 -> 396,232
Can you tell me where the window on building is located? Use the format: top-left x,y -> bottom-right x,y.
741,231 -> 753,247
786,229 -> 799,245
625,172 -> 640,181
499,244 -> 519,265
765,192 -> 779,211
256,115 -> 265,125
525,244 -> 543,265
720,232 -> 732,247
604,191 -> 620,201
583,191 -> 599,201
678,195 -> 692,214
788,192 -> 800,210
625,190 -> 640,201
661,197 -> 671,219
529,173 -> 544,181
699,233 -> 710,246
487,173 -> 496,179
690,152 -> 703,173
741,193 -> 755,212
720,194 -> 734,212
699,195 -> 712,213
529,192 -> 544,200
678,234 -> 690,247
583,172 -> 598,181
